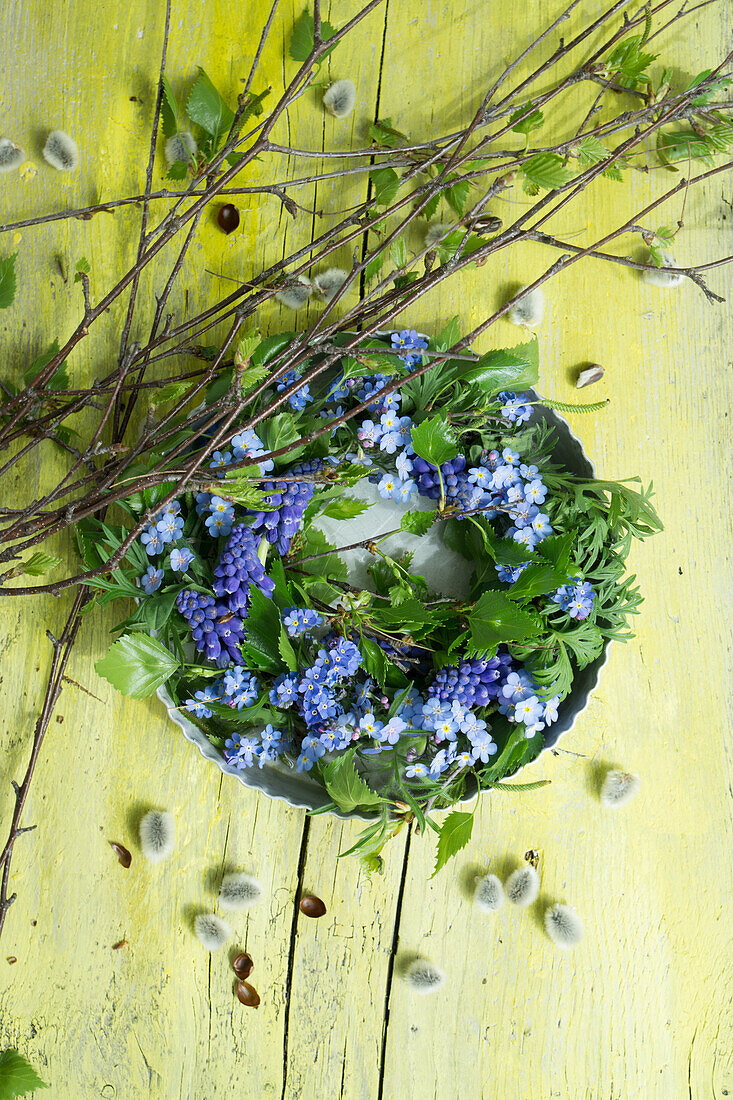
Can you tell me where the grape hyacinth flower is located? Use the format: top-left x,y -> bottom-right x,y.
176,590 -> 246,668
247,460 -> 322,555
212,523 -> 275,614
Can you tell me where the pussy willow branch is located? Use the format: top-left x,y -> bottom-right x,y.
0,589 -> 90,938
0,0 -> 731,585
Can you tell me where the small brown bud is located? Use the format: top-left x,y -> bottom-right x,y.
110,842 -> 132,868
232,952 -> 254,980
236,981 -> 260,1007
576,365 -> 604,389
299,894 -> 327,918
217,204 -> 240,234
6,957 -> 17,965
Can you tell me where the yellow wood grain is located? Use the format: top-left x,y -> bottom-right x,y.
1,1 -> 732,1098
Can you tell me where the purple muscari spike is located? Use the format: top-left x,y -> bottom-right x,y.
427,654 -> 504,708
176,589 -> 245,668
212,523 -> 275,614
247,459 -> 322,555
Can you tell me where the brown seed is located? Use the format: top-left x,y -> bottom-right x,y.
6,957 -> 17,965
217,204 -> 240,234
112,939 -> 128,950
110,842 -> 132,868
232,952 -> 254,980
236,980 -> 260,1007
576,364 -> 604,389
299,894 -> 327,918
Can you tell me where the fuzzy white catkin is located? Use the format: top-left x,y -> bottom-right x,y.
218,872 -> 263,911
276,276 -> 312,310
323,79 -> 357,119
42,130 -> 79,171
505,864 -> 540,908
544,904 -> 584,949
600,769 -> 641,807
424,222 -> 453,249
643,250 -> 684,288
474,873 -> 504,913
0,139 -> 25,173
403,959 -> 446,994
194,913 -> 231,951
509,286 -> 544,327
139,810 -> 175,863
313,267 -> 348,301
164,131 -> 197,166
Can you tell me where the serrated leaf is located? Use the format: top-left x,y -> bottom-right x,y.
606,36 -> 657,88
706,123 -> 733,152
521,152 -> 572,191
160,75 -> 179,138
364,249 -> 386,282
17,552 -> 62,577
461,338 -> 539,396
507,560 -> 568,600
431,810 -> 474,877
510,103 -> 544,135
359,636 -> 388,687
433,315 -> 461,353
212,479 -> 276,509
0,1050 -> 49,1098
95,633 -> 180,699
322,496 -> 372,520
576,135 -> 609,166
0,254 -> 18,310
445,178 -> 471,215
165,160 -> 188,181
73,256 -> 90,281
234,330 -> 261,366
260,412 -> 302,455
186,68 -> 234,142
368,117 -> 409,148
321,750 -> 382,813
657,128 -> 714,167
400,509 -> 437,536
468,590 -> 542,656
422,192 -> 441,221
289,9 -> 337,63
23,340 -> 67,391
558,621 -> 605,669
278,627 -> 298,672
410,416 -> 459,468
370,167 -> 400,207
389,238 -> 408,268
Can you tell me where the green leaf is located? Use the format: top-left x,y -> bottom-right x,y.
322,496 -> 371,520
536,532 -> 572,571
289,9 -> 338,63
433,315 -> 461,353
389,238 -> 408,268
185,68 -> 234,142
22,340 -> 67,390
468,590 -> 542,656
278,627 -> 298,672
410,416 -> 459,467
558,621 -> 605,669
422,192 -> 441,221
16,551 -> 62,577
364,249 -> 386,282
521,152 -> 572,191
260,412 -> 302,455
576,135 -> 609,166
244,588 -> 285,668
0,1050 -> 49,1098
431,810 -> 474,877
160,75 -> 179,138
321,751 -> 382,813
462,338 -> 539,396
657,128 -> 714,167
606,36 -> 657,88
165,160 -> 188,181
706,123 -> 733,153
510,103 -> 544,135
370,167 -> 400,207
400,509 -> 437,536
507,559 -> 568,600
251,332 -> 296,367
359,636 -> 388,687
368,117 -> 409,148
73,257 -> 90,282
213,479 -> 276,509
95,633 -> 180,699
0,254 -> 18,310
445,178 -> 471,216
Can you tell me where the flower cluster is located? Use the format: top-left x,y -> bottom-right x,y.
212,523 -> 275,613
247,459 -> 322,554
552,578 -> 595,620
175,590 -> 246,668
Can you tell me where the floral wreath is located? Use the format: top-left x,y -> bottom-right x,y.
88,325 -> 661,872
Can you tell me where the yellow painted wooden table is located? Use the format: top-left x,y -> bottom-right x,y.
1,1 -> 732,1097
